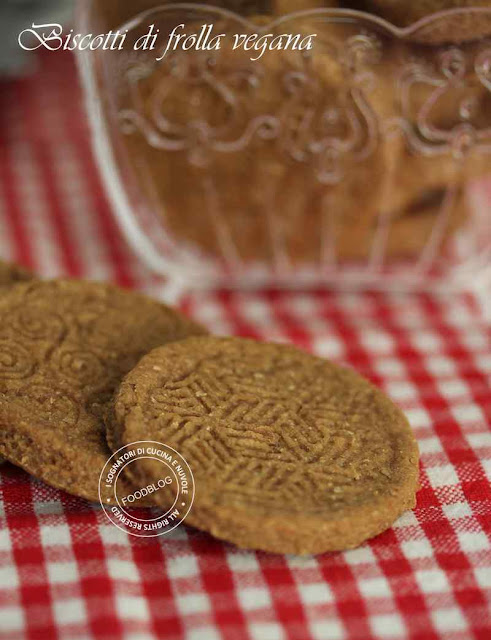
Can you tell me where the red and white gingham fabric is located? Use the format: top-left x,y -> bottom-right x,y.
0,50 -> 490,640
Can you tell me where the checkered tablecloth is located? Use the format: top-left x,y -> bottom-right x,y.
0,49 -> 490,640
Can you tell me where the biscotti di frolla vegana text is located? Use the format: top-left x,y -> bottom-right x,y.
18,22 -> 316,61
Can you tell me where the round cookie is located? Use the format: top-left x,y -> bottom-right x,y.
361,1 -> 491,43
107,336 -> 419,554
0,279 -> 206,502
0,260 -> 34,287
0,260 -> 34,468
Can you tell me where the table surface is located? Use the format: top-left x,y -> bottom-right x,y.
0,51 -> 490,640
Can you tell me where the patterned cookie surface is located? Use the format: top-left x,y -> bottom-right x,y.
0,260 -> 34,467
107,336 -> 419,554
0,280 -> 206,501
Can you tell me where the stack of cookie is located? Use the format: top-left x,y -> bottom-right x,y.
0,260 -> 419,554
112,0 -> 491,268
0,266 -> 205,501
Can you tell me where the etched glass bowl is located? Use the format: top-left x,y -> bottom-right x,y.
76,2 -> 491,293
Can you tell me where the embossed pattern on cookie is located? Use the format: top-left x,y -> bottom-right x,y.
0,260 -> 34,467
0,279 -> 206,501
108,336 -> 419,554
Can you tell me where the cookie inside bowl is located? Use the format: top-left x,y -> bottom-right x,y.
78,1 -> 491,289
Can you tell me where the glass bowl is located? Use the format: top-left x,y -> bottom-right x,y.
76,2 -> 491,294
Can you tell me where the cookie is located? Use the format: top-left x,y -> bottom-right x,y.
361,1 -> 491,43
107,336 -> 419,554
273,0 -> 339,13
0,279 -> 206,502
118,11 -> 488,269
0,260 -> 34,287
0,260 -> 35,468
119,18 -> 390,265
97,0 -> 273,31
331,184 -> 468,261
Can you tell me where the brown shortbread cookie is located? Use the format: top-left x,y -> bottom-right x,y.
0,260 -> 34,288
0,260 -> 35,467
107,336 -> 419,554
0,279 -> 206,502
361,1 -> 491,43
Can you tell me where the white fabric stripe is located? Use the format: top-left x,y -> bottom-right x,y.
33,83 -> 113,281
2,87 -> 64,276
8,137 -> 65,277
